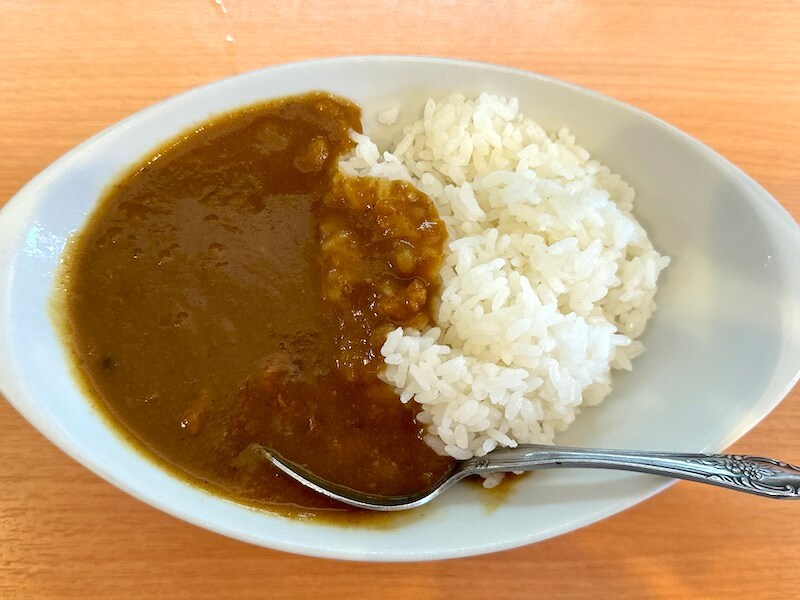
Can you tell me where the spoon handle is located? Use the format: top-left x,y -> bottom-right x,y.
465,445 -> 800,499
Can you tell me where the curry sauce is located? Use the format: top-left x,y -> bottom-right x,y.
62,92 -> 453,517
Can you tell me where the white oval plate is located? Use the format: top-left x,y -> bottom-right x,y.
1,57 -> 799,561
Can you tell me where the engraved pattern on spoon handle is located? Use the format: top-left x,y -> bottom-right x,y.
464,445 -> 800,499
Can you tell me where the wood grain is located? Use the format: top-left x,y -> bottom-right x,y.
1,1 -> 799,598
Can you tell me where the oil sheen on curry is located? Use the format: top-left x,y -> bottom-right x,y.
62,92 -> 453,517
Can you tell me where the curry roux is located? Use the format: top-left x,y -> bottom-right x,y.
62,92 -> 454,517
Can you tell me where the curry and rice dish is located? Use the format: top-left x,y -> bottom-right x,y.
60,91 -> 668,517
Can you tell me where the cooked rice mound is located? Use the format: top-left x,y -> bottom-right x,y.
340,93 -> 669,482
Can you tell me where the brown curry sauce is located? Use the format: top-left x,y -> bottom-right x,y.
62,92 -> 454,518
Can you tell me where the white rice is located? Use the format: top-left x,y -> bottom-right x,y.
340,93 -> 669,485
377,105 -> 400,126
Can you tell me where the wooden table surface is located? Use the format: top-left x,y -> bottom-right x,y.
2,1 -> 799,598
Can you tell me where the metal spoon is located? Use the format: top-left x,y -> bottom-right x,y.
256,444 -> 800,511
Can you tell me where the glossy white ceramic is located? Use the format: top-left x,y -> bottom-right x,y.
1,56 -> 799,561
